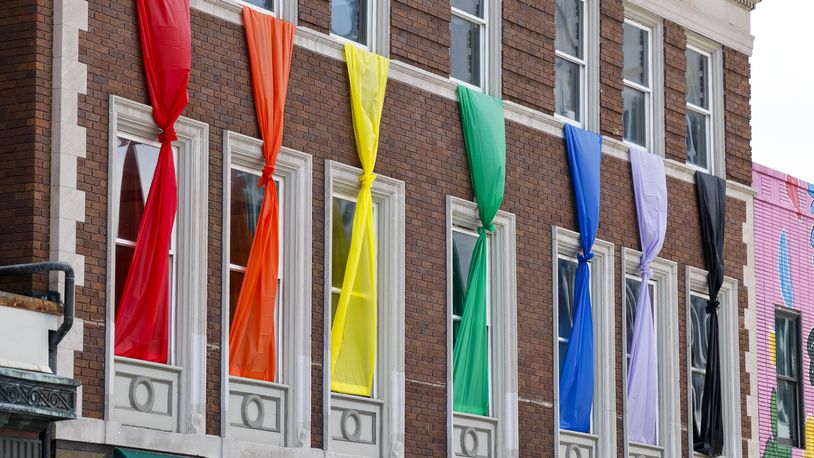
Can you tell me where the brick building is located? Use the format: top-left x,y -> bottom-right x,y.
753,164 -> 814,457
0,0 -> 761,456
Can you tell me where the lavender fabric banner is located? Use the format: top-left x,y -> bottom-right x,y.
627,147 -> 668,444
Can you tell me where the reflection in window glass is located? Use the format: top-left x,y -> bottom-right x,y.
624,277 -> 655,367
332,0 -> 367,45
555,0 -> 584,123
450,15 -> 482,87
452,230 -> 478,344
686,110 -> 708,170
686,49 -> 708,109
555,0 -> 583,59
775,313 -> 802,446
331,197 -> 356,320
557,258 -> 578,372
623,23 -> 648,86
451,0 -> 482,18
690,293 -> 710,444
623,87 -> 647,147
555,57 -> 581,122
622,21 -> 650,147
241,0 -> 274,12
685,48 -> 712,169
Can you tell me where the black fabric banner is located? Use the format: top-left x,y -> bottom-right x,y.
694,171 -> 726,456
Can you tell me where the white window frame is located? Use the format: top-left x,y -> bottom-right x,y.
621,4 -> 665,156
189,0 -> 298,26
552,226 -> 615,457
554,0 -> 599,131
104,95 -> 208,435
686,266 -> 741,458
449,0 -> 502,96
445,196 -> 518,458
323,160 -> 405,457
621,248 -> 680,458
221,131 -> 312,450
330,0 -> 391,57
684,32 -> 725,177
774,308 -> 804,448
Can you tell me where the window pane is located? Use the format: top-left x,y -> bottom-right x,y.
452,231 -> 478,318
623,23 -> 649,86
242,0 -> 273,12
555,57 -> 581,122
686,48 -> 709,109
776,316 -> 799,378
692,371 -> 706,443
450,16 -> 481,87
451,0 -> 482,18
686,110 -> 709,169
331,0 -> 367,45
229,270 -> 245,324
230,170 -> 263,267
115,244 -> 135,314
623,86 -> 647,147
558,258 -> 578,341
331,197 -> 356,289
625,278 -> 641,356
690,294 -> 709,371
115,138 -> 160,241
559,341 -> 569,373
555,0 -> 583,58
777,379 -> 799,442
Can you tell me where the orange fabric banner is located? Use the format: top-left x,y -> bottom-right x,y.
228,6 -> 295,381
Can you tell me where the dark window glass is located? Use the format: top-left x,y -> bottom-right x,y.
558,258 -> 578,372
452,230 -> 478,343
776,312 -> 803,447
331,0 -> 368,45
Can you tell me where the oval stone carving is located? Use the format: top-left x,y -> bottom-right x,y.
460,427 -> 479,457
564,443 -> 585,458
128,376 -> 155,413
240,394 -> 265,429
340,409 -> 362,442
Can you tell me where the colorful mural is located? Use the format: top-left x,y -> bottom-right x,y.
755,164 -> 814,457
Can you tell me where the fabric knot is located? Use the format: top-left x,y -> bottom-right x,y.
258,164 -> 276,187
577,252 -> 594,264
158,126 -> 177,143
359,173 -> 377,188
706,299 -> 720,314
640,264 -> 653,279
478,223 -> 496,235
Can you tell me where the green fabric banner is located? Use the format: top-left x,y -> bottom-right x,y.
452,85 -> 506,415
114,448 -> 182,458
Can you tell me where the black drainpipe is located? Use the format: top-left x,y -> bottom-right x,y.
0,261 -> 75,458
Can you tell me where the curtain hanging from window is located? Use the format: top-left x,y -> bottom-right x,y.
559,123 -> 602,432
451,85 -> 506,416
114,0 -> 191,364
330,44 -> 389,396
626,147 -> 668,444
228,7 -> 295,382
694,171 -> 726,456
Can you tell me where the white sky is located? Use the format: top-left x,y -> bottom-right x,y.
750,0 -> 814,184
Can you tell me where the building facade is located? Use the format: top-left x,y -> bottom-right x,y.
754,164 -> 814,457
0,0 -> 761,456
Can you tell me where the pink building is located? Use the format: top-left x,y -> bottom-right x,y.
755,163 -> 814,456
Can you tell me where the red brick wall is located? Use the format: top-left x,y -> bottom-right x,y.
723,47 -> 752,186
52,0 -> 756,455
0,0 -> 52,294
600,0 -> 624,138
664,19 -> 688,166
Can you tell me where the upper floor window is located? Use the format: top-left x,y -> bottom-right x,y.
775,309 -> 804,448
685,47 -> 712,170
240,0 -> 276,14
332,0 -> 370,46
623,20 -> 652,148
450,0 -> 487,89
555,0 -> 585,123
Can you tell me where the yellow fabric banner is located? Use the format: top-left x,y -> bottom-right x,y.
330,44 -> 389,396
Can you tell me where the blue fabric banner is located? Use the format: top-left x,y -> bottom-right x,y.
559,124 -> 602,432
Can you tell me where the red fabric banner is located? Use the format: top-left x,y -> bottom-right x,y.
228,7 -> 295,381
114,0 -> 191,363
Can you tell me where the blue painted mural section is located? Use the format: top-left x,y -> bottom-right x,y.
779,231 -> 794,307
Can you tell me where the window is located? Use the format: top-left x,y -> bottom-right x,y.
112,135 -> 178,363
623,20 -> 652,149
239,0 -> 275,13
332,0 -> 369,45
553,227 -> 615,456
686,267 -> 743,457
324,160 -> 405,457
447,196 -> 518,457
685,47 -> 711,170
107,96 -> 208,435
775,310 -> 804,448
555,0 -> 585,123
450,0 -> 486,89
622,248 -> 681,457
223,131 -> 312,448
